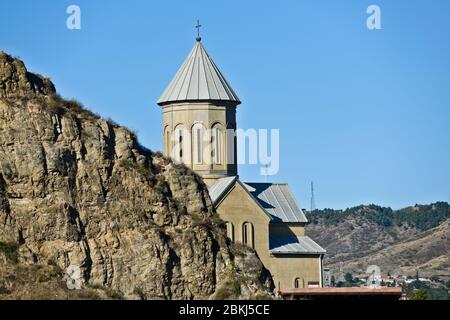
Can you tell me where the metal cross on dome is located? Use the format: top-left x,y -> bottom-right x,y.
195,20 -> 202,41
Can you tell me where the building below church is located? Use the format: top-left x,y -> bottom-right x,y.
156,34 -> 325,290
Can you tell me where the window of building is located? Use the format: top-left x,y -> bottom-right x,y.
192,123 -> 205,164
226,222 -> 234,242
294,278 -> 304,289
211,123 -> 223,164
174,124 -> 186,163
242,222 -> 254,249
164,127 -> 171,157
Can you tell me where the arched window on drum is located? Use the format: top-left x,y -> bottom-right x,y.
164,126 -> 171,157
174,124 -> 187,163
211,123 -> 223,165
192,123 -> 205,165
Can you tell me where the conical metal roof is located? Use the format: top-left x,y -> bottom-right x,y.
157,40 -> 241,106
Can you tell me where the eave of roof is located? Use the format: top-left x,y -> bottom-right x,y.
269,236 -> 326,255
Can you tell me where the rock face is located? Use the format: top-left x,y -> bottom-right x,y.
0,52 -> 273,299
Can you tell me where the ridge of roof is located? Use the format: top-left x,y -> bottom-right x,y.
158,41 -> 240,106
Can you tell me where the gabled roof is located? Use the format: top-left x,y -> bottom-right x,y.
244,183 -> 308,223
208,176 -> 273,221
157,40 -> 241,106
208,179 -> 308,223
208,176 -> 237,204
269,236 -> 326,255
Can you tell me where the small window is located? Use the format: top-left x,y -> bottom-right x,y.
294,278 -> 303,289
164,127 -> 171,157
242,222 -> 254,249
211,124 -> 223,164
174,124 -> 187,163
192,123 -> 205,164
226,222 -> 235,242
243,224 -> 248,245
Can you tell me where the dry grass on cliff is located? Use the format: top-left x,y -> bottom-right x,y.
0,261 -> 101,300
0,242 -> 19,264
0,243 -> 119,300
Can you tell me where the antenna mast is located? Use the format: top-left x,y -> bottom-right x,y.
310,181 -> 316,212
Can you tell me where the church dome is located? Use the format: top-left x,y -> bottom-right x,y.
157,40 -> 241,106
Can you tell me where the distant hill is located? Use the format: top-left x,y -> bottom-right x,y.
306,202 -> 450,280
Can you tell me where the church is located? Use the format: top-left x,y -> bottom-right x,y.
156,33 -> 326,290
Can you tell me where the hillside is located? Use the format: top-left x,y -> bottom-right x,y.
306,203 -> 450,280
0,52 -> 273,300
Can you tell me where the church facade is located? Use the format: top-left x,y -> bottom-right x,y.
157,36 -> 325,290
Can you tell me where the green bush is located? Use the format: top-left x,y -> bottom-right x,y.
213,279 -> 241,300
427,287 -> 450,300
409,289 -> 428,300
213,263 -> 242,300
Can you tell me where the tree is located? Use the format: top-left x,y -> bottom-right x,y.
409,289 -> 428,300
412,280 -> 428,290
344,273 -> 354,283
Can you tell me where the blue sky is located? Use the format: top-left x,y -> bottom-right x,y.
1,0 -> 449,210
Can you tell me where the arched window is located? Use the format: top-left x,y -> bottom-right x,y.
294,278 -> 304,289
174,124 -> 187,163
226,222 -> 235,242
242,222 -> 254,249
211,123 -> 223,164
192,123 -> 205,164
164,127 -> 171,157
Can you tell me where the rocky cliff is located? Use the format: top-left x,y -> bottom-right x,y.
0,52 -> 273,299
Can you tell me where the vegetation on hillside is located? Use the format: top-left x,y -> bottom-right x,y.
306,202 -> 450,231
404,280 -> 450,300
